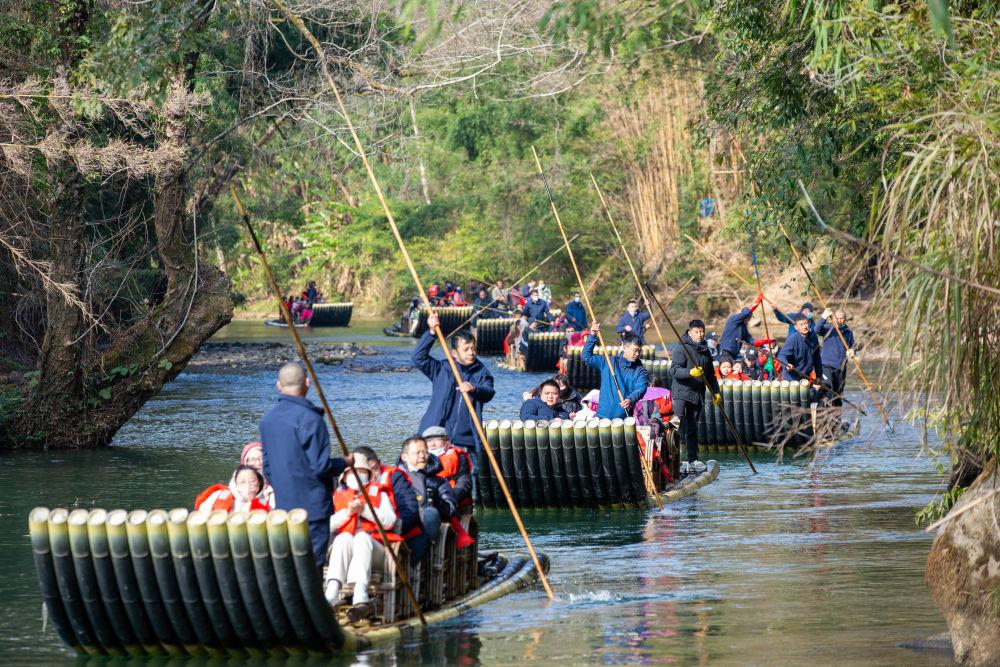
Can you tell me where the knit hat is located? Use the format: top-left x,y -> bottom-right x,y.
800,302 -> 814,312
688,319 -> 706,330
241,441 -> 263,465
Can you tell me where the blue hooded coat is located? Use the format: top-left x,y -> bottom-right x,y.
413,331 -> 495,450
582,335 -> 649,419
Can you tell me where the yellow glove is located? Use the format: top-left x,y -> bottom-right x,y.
712,393 -> 722,406
689,366 -> 703,378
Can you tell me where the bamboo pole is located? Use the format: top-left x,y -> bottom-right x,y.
531,147 -> 662,509
270,0 -> 553,598
589,173 -> 670,357
748,227 -> 772,341
683,233 -> 778,305
230,186 -> 426,625
775,214 -> 893,431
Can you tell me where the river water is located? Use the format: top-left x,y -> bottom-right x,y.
0,321 -> 952,665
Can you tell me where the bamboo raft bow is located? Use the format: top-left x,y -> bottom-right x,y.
532,147 -> 662,509
590,173 -> 671,358
272,0 -> 553,598
231,186 -> 427,625
642,282 -> 759,474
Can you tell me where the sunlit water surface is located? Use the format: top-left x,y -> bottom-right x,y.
0,320 -> 951,665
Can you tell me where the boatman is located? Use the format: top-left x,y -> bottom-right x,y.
720,292 -> 764,362
773,301 -> 816,338
616,299 -> 651,345
816,307 -> 856,407
524,289 -> 551,330
413,312 -> 495,473
667,319 -> 721,475
777,313 -> 824,393
260,363 -> 352,567
564,292 -> 588,331
583,325 -> 648,419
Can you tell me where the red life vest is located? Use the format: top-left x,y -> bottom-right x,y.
332,483 -> 403,542
194,483 -> 270,513
375,466 -> 423,539
435,447 -> 473,506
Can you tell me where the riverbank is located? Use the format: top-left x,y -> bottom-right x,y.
185,340 -> 379,373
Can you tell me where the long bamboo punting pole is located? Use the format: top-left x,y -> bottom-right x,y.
642,282 -> 759,474
270,0 -> 553,598
683,233 -> 778,305
589,172 -> 669,357
748,226 -> 772,342
532,148 -> 662,509
230,186 -> 426,625
776,211 -> 892,431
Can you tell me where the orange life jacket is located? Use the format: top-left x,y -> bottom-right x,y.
332,483 -> 402,542
435,446 -> 474,506
194,483 -> 270,513
375,466 -> 422,539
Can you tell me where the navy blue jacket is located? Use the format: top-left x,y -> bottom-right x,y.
777,329 -> 823,381
668,334 -> 720,404
616,311 -> 650,344
260,395 -> 347,521
395,454 -> 456,521
413,331 -> 495,450
524,299 -> 550,326
582,335 -> 649,419
816,318 -> 855,369
518,397 -> 569,421
773,309 -> 815,339
383,466 -> 421,536
720,307 -> 755,358
564,300 -> 588,330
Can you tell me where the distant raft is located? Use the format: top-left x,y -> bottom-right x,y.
523,332 -> 566,372
475,317 -> 516,356
411,307 -> 474,338
28,507 -> 547,656
476,418 -> 718,510
564,345 -> 656,388
308,303 -> 353,327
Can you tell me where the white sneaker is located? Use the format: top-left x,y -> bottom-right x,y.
679,462 -> 690,476
324,580 -> 341,605
690,460 -> 707,474
353,584 -> 370,605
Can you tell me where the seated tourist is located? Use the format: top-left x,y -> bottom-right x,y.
423,426 -> 474,506
195,464 -> 272,513
715,359 -> 733,380
352,446 -> 422,547
519,380 -> 570,421
728,360 -> 751,381
323,452 -> 398,606
398,436 -> 456,564
554,373 -> 583,416
239,440 -> 275,507
575,389 -> 600,420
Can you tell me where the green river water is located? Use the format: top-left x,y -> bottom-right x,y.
0,321 -> 952,665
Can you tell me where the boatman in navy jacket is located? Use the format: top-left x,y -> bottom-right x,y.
778,314 -> 824,390
719,292 -> 764,362
615,299 -> 651,345
564,293 -> 588,330
583,326 -> 648,420
413,312 -> 495,472
260,363 -> 352,567
816,307 -> 856,407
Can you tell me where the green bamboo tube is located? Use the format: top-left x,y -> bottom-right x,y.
510,419 -> 531,506
67,509 -> 124,655
497,420 -> 518,505
696,388 -> 709,444
287,509 -> 351,652
185,510 -> 245,656
751,381 -> 765,444
145,510 -> 203,656
47,508 -> 103,655
243,511 -> 299,651
709,386 -> 724,445
800,379 -> 812,408
226,512 -> 282,654
82,509 -> 145,656
620,419 -> 647,501
534,420 -> 557,508
28,508 -> 83,654
598,418 -> 622,505
560,420 -> 580,507
779,380 -> 791,406
741,381 -> 755,442
572,420 -> 594,507
108,509 -> 178,656
480,420 -> 500,509
207,510 -> 264,655
722,381 -> 736,445
265,511 -> 324,653
547,419 -> 567,506
731,381 -> 746,444
766,381 -> 781,439
609,419 -> 633,504
523,420 -> 541,509
586,418 -> 609,507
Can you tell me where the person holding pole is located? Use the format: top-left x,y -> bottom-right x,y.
413,312 -> 495,473
816,308 -> 855,408
777,314 -> 824,391
564,292 -> 588,330
583,326 -> 649,419
616,299 -> 651,345
720,292 -> 765,362
667,320 -> 722,475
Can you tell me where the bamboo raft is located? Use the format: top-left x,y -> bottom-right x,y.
563,345 -> 657,386
411,307 -> 474,338
264,319 -> 310,328
474,317 -> 516,356
29,507 -> 547,656
477,418 -> 718,510
308,303 -> 353,327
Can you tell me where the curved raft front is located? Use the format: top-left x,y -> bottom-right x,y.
476,417 -> 719,510
28,507 -> 547,656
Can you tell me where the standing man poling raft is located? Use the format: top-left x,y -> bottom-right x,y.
583,325 -> 649,419
720,292 -> 765,363
778,313 -> 824,393
564,292 -> 588,331
260,363 -> 352,567
668,320 -> 721,475
816,308 -> 856,408
616,299 -> 651,345
413,312 -> 495,473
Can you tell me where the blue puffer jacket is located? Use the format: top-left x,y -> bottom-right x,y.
413,331 -> 495,450
816,317 -> 855,369
615,311 -> 650,344
564,300 -> 588,330
777,329 -> 823,380
582,335 -> 649,419
720,307 -> 755,358
260,395 -> 347,521
518,396 -> 569,421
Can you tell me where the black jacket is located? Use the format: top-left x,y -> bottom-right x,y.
668,334 -> 720,403
396,453 -> 456,521
559,388 -> 584,415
